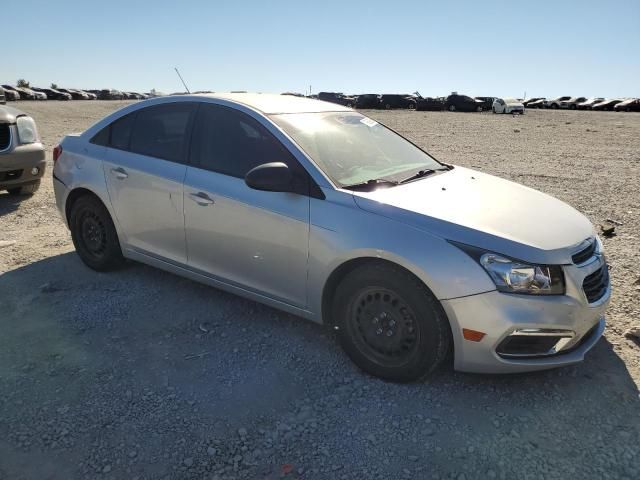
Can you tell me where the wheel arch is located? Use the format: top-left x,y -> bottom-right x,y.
321,257 -> 444,325
321,256 -> 455,359
64,187 -> 105,225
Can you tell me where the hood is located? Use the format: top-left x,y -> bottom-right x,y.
0,105 -> 26,123
351,166 -> 594,265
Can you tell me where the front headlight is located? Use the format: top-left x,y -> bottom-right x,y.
452,242 -> 565,295
16,116 -> 39,144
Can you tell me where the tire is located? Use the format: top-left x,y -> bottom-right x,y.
69,195 -> 124,271
626,108 -> 630,112
333,263 -> 450,382
570,104 -> 577,110
7,180 -> 41,196
408,103 -> 415,110
551,103 -> 558,109
385,104 -> 391,110
448,105 -> 455,112
476,106 -> 483,112
492,107 -> 496,113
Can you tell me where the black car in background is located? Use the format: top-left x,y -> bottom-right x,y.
614,98 -> 640,112
0,86 -> 5,104
591,99 -> 622,111
444,93 -> 484,112
96,89 -> 125,100
474,97 -> 497,111
523,97 -> 545,108
2,85 -> 22,101
318,92 -> 356,107
32,87 -> 72,100
57,88 -> 89,100
355,94 -> 380,109
378,94 -> 417,109
416,97 -> 445,111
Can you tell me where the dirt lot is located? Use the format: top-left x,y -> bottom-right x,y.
1,101 -> 639,480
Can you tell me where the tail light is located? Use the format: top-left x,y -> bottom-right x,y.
53,145 -> 62,164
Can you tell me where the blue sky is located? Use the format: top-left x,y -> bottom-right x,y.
5,0 -> 639,98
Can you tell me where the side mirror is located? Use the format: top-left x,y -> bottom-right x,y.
245,162 -> 293,192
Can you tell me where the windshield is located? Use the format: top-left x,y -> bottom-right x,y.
271,112 -> 443,187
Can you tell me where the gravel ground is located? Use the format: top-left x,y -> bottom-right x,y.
1,101 -> 639,480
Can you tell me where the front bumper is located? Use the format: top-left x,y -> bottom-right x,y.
0,143 -> 46,189
442,273 -> 610,373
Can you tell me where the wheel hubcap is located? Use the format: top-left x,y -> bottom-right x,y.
80,213 -> 107,256
349,288 -> 419,365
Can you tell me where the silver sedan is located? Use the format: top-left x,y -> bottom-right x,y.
52,93 -> 610,382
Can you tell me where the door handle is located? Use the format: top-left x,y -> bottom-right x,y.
111,167 -> 128,179
188,191 -> 215,206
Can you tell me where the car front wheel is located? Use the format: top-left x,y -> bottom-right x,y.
69,195 -> 124,271
448,105 -> 455,112
333,263 -> 450,382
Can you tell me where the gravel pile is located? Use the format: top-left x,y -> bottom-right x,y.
0,102 -> 638,479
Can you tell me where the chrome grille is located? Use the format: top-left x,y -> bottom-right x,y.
582,265 -> 609,303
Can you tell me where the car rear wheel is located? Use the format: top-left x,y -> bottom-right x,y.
69,195 -> 124,271
333,263 -> 450,382
476,106 -> 483,112
551,104 -> 558,109
448,105 -> 455,112
7,181 -> 41,196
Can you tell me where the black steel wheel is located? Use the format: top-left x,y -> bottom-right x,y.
334,262 -> 451,382
70,194 -> 124,271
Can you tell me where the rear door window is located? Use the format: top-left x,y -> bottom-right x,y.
129,103 -> 196,163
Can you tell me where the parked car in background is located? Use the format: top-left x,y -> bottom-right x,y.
32,87 -> 72,100
475,97 -> 497,111
544,96 -> 571,109
56,88 -> 89,100
416,97 -> 445,111
2,86 -> 22,101
614,98 -> 640,112
355,94 -> 380,109
96,89 -> 125,100
524,98 -> 546,109
318,92 -> 356,107
492,98 -> 525,114
82,90 -> 98,100
379,94 -> 417,110
558,97 -> 587,109
19,87 -> 47,100
0,104 -> 46,195
591,99 -> 622,111
523,98 -> 544,108
577,97 -> 605,110
12,86 -> 36,100
52,93 -> 610,382
0,87 -> 5,105
444,94 -> 484,112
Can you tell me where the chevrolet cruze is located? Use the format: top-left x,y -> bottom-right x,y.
52,93 -> 611,382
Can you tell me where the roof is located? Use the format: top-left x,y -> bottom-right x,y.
196,92 -> 352,114
0,104 -> 26,124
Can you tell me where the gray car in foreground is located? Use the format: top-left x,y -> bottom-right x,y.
1,105 -> 46,195
52,93 -> 610,382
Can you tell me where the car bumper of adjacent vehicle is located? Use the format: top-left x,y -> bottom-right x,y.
0,144 -> 46,189
442,266 -> 610,374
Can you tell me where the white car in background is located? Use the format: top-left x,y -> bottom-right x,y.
492,98 -> 524,114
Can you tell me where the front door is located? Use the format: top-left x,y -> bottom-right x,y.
183,103 -> 310,307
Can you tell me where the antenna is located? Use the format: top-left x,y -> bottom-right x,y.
174,67 -> 190,94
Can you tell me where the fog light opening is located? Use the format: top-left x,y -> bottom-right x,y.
496,329 -> 575,357
31,167 -> 40,176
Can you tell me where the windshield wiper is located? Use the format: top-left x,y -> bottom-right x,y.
342,178 -> 399,191
398,165 -> 452,184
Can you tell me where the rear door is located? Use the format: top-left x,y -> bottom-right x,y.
101,102 -> 196,263
183,103 -> 311,307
